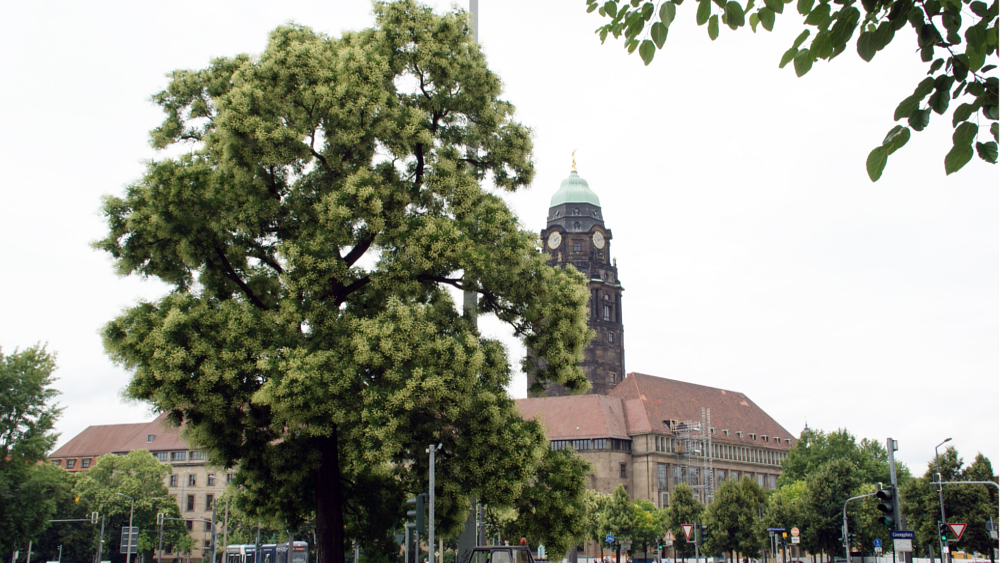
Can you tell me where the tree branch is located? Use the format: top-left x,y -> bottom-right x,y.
213,246 -> 269,310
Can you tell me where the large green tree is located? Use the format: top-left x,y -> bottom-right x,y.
702,477 -> 766,559
801,458 -> 863,557
605,484 -> 636,562
584,0 -> 998,181
0,345 -> 63,557
631,498 -> 667,556
96,3 -> 592,563
75,451 -> 189,563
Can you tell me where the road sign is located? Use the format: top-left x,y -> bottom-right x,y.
893,539 -> 913,552
621,541 -> 632,550
790,537 -> 800,545
606,534 -> 615,544
766,527 -> 786,532
791,527 -> 800,537
681,524 -> 694,541
874,539 -> 882,548
120,527 -> 138,554
875,547 -> 882,554
891,531 -> 916,539
665,541 -> 673,547
665,530 -> 675,542
948,523 -> 967,540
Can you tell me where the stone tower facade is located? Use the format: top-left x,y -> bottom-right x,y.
530,168 -> 625,396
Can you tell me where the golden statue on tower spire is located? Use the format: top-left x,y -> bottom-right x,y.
571,149 -> 577,171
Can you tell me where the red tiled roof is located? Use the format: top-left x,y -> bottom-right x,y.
115,413 -> 189,453
516,395 -> 630,440
610,372 -> 795,449
49,422 -> 148,458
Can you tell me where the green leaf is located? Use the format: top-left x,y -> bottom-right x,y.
882,125 -> 911,155
944,143 -> 974,174
976,141 -> 998,163
866,146 -> 888,181
713,0 -> 726,8
779,47 -> 798,68
750,12 -> 760,31
928,90 -> 950,114
651,22 -> 668,47
765,0 -> 784,13
793,49 -> 813,76
874,21 -> 895,50
792,29 -> 810,49
797,0 -> 815,16
759,7 -> 776,30
804,1 -> 830,24
641,1 -> 656,19
909,108 -> 931,131
697,0 -> 712,24
709,14 -> 721,38
969,0 -> 989,15
639,39 -> 656,64
894,95 -> 921,120
857,31 -> 877,61
725,1 -> 746,27
627,38 -> 640,52
588,2 -> 599,13
992,123 -> 999,143
985,105 -> 999,120
605,1 -> 619,17
660,1 -> 677,25
929,58 -> 944,74
914,77 -> 935,97
953,121 -> 978,146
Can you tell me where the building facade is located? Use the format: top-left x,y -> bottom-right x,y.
529,167 -> 626,396
49,414 -> 230,562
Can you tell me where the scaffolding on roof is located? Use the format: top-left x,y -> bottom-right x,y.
674,407 -> 714,504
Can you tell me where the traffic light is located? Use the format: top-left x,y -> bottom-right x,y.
406,493 -> 427,533
875,484 -> 896,528
157,513 -> 164,526
696,523 -> 708,545
656,537 -> 662,550
939,521 -> 949,543
91,512 -> 99,524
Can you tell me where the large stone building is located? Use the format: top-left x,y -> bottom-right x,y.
517,165 -> 796,520
49,414 -> 230,562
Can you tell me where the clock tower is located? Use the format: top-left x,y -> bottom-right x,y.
530,167 -> 625,396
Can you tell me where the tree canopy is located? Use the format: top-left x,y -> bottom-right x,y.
0,345 -> 63,557
96,3 -> 592,563
585,0 -> 998,181
702,477 -> 766,557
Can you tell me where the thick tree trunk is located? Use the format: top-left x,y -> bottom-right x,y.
315,429 -> 345,563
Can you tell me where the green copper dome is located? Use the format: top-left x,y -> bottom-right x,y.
549,170 -> 601,208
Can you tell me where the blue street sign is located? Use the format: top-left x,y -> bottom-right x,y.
891,531 -> 916,539
606,535 -> 615,544
874,539 -> 882,547
766,528 -> 786,532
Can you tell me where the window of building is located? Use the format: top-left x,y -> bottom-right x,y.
657,463 -> 668,491
206,494 -> 214,510
607,333 -> 614,343
609,371 -> 617,383
52,459 -> 61,466
620,463 -> 627,478
769,475 -> 777,489
757,474 -> 765,487
207,474 -> 215,486
227,473 -> 234,483
604,304 -> 611,321
186,521 -> 193,531
147,434 -> 155,443
205,521 -> 212,531
81,458 -> 91,469
66,459 -> 76,469
573,221 -> 581,231
188,474 -> 197,486
170,475 -> 178,487
171,451 -> 186,462
204,540 -> 212,549
186,495 -> 195,511
190,451 -> 206,461
573,242 -> 582,252
750,433 -> 757,441
157,452 -> 169,462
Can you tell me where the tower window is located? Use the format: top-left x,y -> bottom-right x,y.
573,242 -> 581,252
573,208 -> 580,216
609,371 -> 617,383
607,333 -> 613,343
573,221 -> 581,231
604,304 -> 611,321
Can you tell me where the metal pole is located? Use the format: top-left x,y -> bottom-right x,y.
843,492 -> 876,563
211,503 -> 218,563
97,514 -> 106,563
158,515 -> 164,563
428,444 -> 436,563
255,520 -> 261,563
886,438 -> 904,530
934,438 -> 952,563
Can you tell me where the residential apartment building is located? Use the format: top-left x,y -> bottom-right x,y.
49,413 -> 230,562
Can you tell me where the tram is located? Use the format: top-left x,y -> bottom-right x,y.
225,541 -> 307,563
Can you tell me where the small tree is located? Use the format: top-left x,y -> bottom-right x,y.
632,499 -> 667,557
703,477 -> 766,559
665,483 -> 704,559
606,485 -> 636,563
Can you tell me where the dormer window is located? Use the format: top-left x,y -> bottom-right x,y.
785,438 -> 791,445
723,429 -> 731,436
147,434 -> 155,443
736,431 -> 744,438
710,427 -> 717,435
762,435 -> 769,442
750,433 -> 757,441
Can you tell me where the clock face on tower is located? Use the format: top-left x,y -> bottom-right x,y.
547,231 -> 562,249
592,231 -> 605,249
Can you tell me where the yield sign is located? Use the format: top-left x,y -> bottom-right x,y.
682,524 -> 694,541
948,523 -> 967,540
665,530 -> 675,541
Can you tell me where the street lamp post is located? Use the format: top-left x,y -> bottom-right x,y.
118,493 -> 135,563
934,438 -> 952,563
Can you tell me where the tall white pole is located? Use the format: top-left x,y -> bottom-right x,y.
428,445 -> 436,563
119,493 -> 135,563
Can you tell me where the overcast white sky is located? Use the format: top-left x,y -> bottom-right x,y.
1,0 -> 995,475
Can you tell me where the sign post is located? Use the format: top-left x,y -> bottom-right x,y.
891,530 -> 915,553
